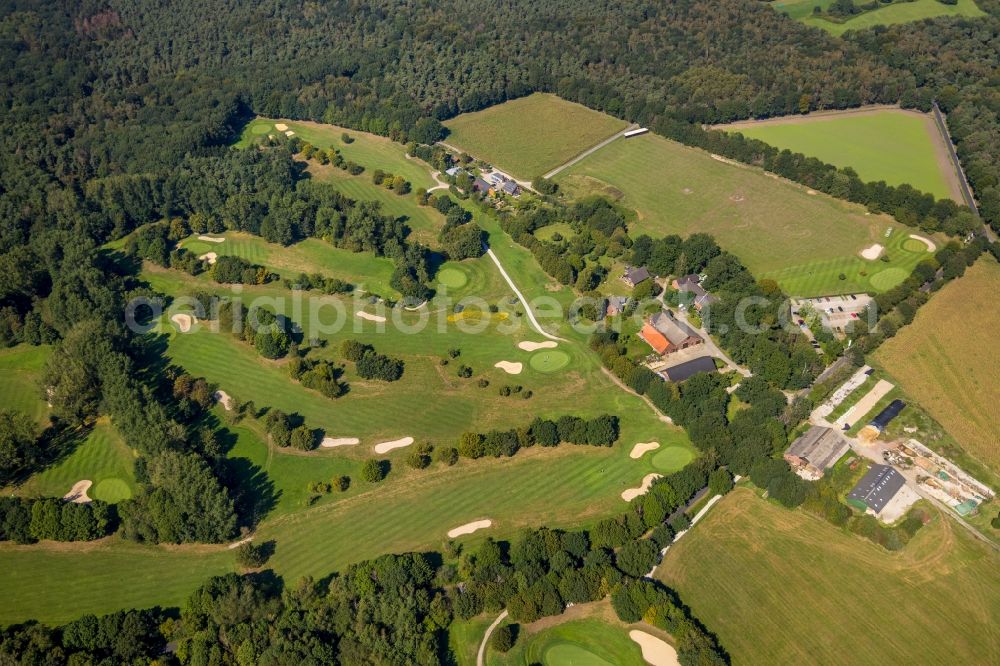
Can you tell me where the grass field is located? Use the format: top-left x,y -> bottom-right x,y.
488,618 -> 644,666
772,0 -> 986,36
874,257 -> 1000,476
658,488 -> 1000,664
558,132 -> 932,296
718,108 -> 959,200
14,419 -> 136,503
443,94 -> 628,179
0,344 -> 51,425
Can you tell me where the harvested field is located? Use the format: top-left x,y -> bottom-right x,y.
658,488 -> 1000,664
874,257 -> 1000,475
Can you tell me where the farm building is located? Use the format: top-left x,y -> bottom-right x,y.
606,295 -> 629,317
639,311 -> 702,356
622,266 -> 650,287
500,180 -> 521,197
672,274 -> 718,311
485,172 -> 508,186
784,426 -> 850,478
445,166 -> 465,177
846,464 -> 905,515
663,356 -> 717,382
623,127 -> 649,137
472,178 -> 492,194
869,399 -> 906,433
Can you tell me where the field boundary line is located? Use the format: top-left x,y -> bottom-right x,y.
542,124 -> 639,179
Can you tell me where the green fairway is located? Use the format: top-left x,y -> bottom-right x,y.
178,232 -> 400,298
651,446 -> 694,473
528,350 -> 571,373
658,488 -> 1000,664
721,109 -> 958,200
0,541 -> 234,626
558,132 -> 916,296
0,344 -> 51,425
772,0 -> 986,36
755,224 -> 934,297
443,93 -> 628,179
487,615 -> 646,666
13,420 -> 136,502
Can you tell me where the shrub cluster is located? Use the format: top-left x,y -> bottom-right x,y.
457,415 -> 619,459
341,340 -> 404,381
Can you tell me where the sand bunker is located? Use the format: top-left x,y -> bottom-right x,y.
517,340 -> 558,351
321,437 -> 360,448
356,311 -> 387,323
170,313 -> 195,333
447,520 -> 492,538
806,189 -> 818,195
197,235 -> 226,243
860,243 -> 883,260
629,630 -> 680,666
622,473 -> 662,502
630,442 -> 661,459
274,123 -> 288,131
214,390 -> 234,411
198,251 -> 218,264
494,361 -> 523,375
63,480 -> 92,504
284,130 -> 295,137
373,436 -> 414,454
908,234 -> 936,251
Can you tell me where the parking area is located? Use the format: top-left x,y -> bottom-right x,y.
791,294 -> 873,333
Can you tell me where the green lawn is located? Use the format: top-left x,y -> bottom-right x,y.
723,109 -> 957,200
0,344 -> 51,426
443,94 -> 628,179
558,132 -> 921,296
13,420 -> 137,503
772,0 -> 986,35
487,615 -> 647,666
658,488 -> 1000,664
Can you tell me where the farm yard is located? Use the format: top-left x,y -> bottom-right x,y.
658,488 -> 1000,665
874,257 -> 1000,476
771,0 -> 986,36
556,130 -> 930,296
442,93 -> 629,179
715,107 -> 963,201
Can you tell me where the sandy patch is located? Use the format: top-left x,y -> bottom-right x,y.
621,473 -> 662,502
908,234 -> 936,252
373,436 -> 414,454
860,243 -> 883,260
836,379 -> 894,427
517,340 -> 558,351
64,480 -> 92,504
274,123 -> 288,132
214,390 -> 234,411
494,361 -> 523,375
447,519 -> 492,538
807,189 -> 818,195
197,235 -> 226,243
630,442 -> 661,459
198,251 -> 218,265
629,630 -> 680,666
170,313 -> 195,333
284,130 -> 295,137
321,437 -> 360,448
356,311 -> 386,323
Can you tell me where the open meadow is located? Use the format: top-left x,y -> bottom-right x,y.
557,131 -> 932,296
771,0 -> 986,36
874,257 -> 1000,476
0,345 -> 50,426
658,488 -> 1000,664
442,93 -> 628,179
715,107 -> 962,201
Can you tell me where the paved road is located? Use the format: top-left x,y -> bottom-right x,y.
485,247 -> 565,342
542,124 -> 639,179
931,102 -> 996,242
671,308 -> 751,378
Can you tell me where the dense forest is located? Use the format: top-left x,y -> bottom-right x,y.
2,0 -> 1000,659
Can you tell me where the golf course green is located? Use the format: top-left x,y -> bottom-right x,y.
529,350 -> 571,373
